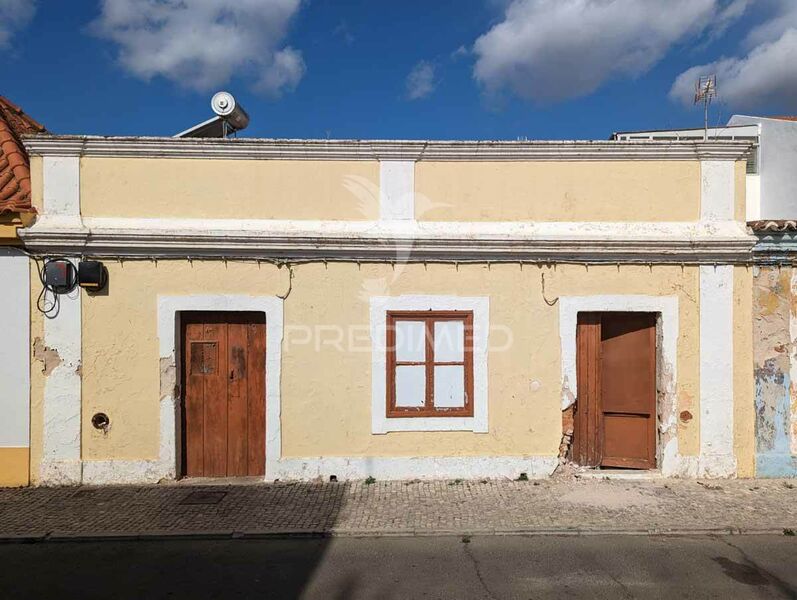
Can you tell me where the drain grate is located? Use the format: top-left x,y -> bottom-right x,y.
180,490 -> 227,505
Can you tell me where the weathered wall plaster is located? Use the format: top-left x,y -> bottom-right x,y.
31,261 -> 725,483
753,265 -> 797,476
558,294 -> 689,475
40,266 -> 82,485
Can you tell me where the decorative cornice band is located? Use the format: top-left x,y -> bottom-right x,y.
20,219 -> 757,264
22,135 -> 754,162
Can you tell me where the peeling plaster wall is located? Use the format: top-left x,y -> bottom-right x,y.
753,265 -> 797,476
25,257 -> 760,482
30,261 -> 708,476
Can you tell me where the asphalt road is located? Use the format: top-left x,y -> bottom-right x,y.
0,535 -> 795,599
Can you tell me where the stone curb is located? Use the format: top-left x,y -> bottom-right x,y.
0,526 -> 793,544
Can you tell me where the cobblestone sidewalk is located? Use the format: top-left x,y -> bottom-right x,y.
1,477 -> 796,540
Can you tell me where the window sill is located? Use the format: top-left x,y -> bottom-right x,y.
373,415 -> 487,434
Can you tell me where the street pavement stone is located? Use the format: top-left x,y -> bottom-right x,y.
0,477 -> 795,538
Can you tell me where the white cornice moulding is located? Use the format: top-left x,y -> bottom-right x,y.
19,218 -> 757,263
22,135 -> 754,162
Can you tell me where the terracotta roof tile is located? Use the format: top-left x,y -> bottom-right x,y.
0,96 -> 45,215
748,220 -> 797,232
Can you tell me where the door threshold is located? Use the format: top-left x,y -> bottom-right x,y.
176,476 -> 265,486
575,469 -> 662,481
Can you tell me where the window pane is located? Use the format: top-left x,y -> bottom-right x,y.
433,365 -> 465,408
395,365 -> 426,407
434,320 -> 464,362
395,320 -> 426,362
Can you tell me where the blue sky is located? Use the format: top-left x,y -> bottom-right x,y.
2,0 -> 796,140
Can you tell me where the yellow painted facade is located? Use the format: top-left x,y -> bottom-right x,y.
415,161 -> 700,222
0,448 -> 29,486
79,158 -> 381,220
20,141 -> 760,483
30,260 -> 712,466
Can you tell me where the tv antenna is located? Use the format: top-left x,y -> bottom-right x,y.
694,75 -> 717,141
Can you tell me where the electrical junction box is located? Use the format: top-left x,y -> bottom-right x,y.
43,260 -> 77,293
78,260 -> 107,291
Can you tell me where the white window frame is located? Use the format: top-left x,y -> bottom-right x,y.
370,295 -> 489,433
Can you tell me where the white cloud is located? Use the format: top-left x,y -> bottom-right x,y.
0,0 -> 36,48
405,60 -> 436,100
670,0 -> 797,110
92,0 -> 305,97
473,0 -> 742,103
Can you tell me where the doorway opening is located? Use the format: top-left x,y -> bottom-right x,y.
180,311 -> 266,478
572,312 -> 657,470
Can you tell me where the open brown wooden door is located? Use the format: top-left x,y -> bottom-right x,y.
181,312 -> 266,478
572,312 -> 657,469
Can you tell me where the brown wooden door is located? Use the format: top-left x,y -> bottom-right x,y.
181,312 -> 266,478
572,312 -> 656,469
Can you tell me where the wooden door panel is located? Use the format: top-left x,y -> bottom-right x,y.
602,414 -> 653,468
246,322 -> 267,476
202,321 -> 228,477
227,323 -> 249,477
182,312 -> 266,478
573,313 -> 602,467
601,313 -> 656,415
183,322 -> 206,477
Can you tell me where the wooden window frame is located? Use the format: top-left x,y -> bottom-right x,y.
386,310 -> 474,418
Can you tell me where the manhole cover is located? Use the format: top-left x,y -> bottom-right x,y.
180,490 -> 227,505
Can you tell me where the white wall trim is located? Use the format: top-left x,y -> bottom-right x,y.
42,156 -> 80,217
74,294 -> 284,485
379,160 -> 415,220
21,217 -> 756,263
699,265 -> 737,477
0,249 -> 30,449
40,262 -> 82,485
23,135 -> 753,162
558,295 -> 684,475
156,295 -> 285,482
700,160 -> 735,221
271,455 -> 558,481
370,295 -> 489,433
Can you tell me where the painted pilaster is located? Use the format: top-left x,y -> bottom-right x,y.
40,271 -> 82,484
695,158 -> 738,477
42,156 -> 81,219
39,155 -> 83,485
700,160 -> 735,221
698,265 -> 736,476
379,160 -> 415,220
